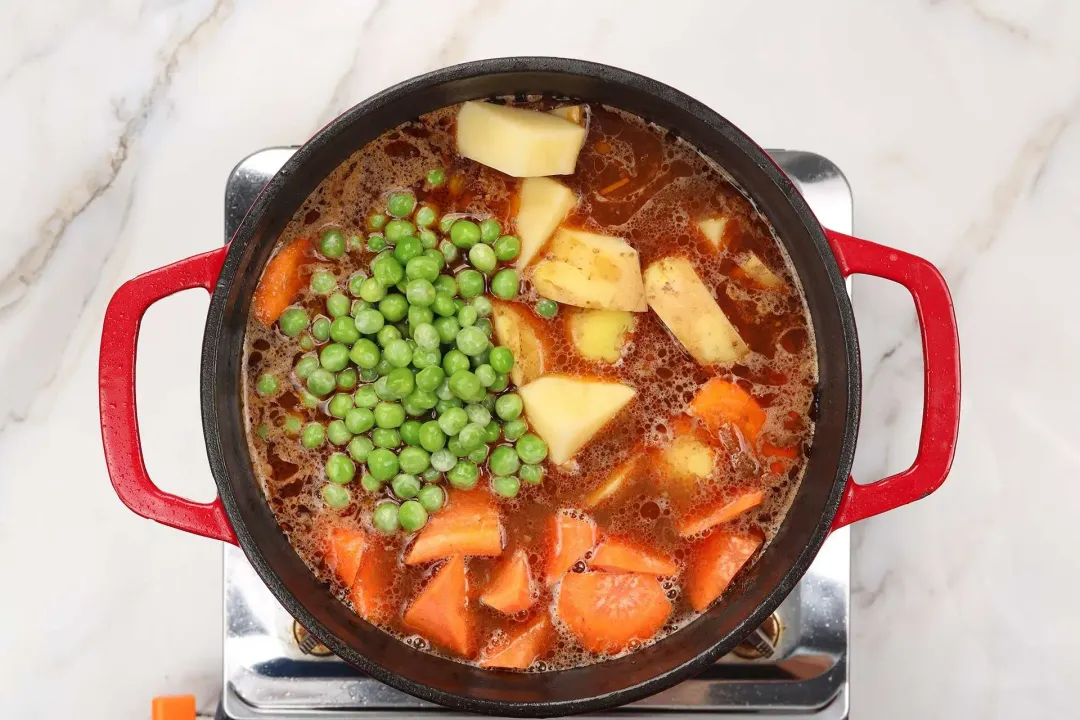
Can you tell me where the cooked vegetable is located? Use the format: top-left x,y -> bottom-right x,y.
688,378 -> 766,442
349,548 -> 394,623
557,572 -> 671,653
590,537 -> 678,576
514,177 -> 577,268
545,512 -> 596,584
456,101 -> 587,177
325,527 -> 368,587
645,257 -> 749,365
491,301 -> 548,387
677,491 -> 764,537
735,252 -> 783,288
518,376 -> 636,465
584,452 -> 641,508
405,490 -> 503,564
478,615 -> 551,670
568,309 -> 635,363
657,425 -> 716,493
548,105 -> 583,124
532,229 -> 648,312
697,216 -> 729,249
480,550 -> 535,614
403,555 -> 475,657
685,530 -> 762,611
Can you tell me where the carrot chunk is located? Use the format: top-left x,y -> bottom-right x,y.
590,537 -> 678,576
685,530 -> 762,612
405,490 -> 503,565
252,237 -> 311,325
478,615 -> 552,670
403,555 -> 475,657
688,378 -> 766,443
325,527 -> 367,587
557,572 -> 671,653
350,548 -> 395,624
761,442 -> 798,459
545,512 -> 597,585
480,550 -> 535,615
676,491 -> 764,537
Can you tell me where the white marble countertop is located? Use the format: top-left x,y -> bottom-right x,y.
2,0 -> 1078,718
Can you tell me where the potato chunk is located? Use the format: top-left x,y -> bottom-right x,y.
456,101 -> 586,177
737,252 -> 783,288
532,229 -> 647,312
549,105 -> 583,124
697,217 -> 729,249
491,301 -> 547,387
643,257 -> 749,364
568,309 -> 635,363
515,177 -> 577,269
519,376 -> 636,465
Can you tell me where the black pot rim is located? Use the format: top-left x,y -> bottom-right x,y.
200,56 -> 860,716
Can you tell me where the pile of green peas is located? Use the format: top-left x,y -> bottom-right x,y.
259,179 -> 550,535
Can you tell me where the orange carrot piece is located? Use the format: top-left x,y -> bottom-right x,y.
545,512 -> 597,585
676,491 -> 764,537
403,555 -> 475,657
405,490 -> 503,565
325,527 -> 367,587
557,572 -> 671,653
252,237 -> 311,325
590,537 -> 678,576
762,442 -> 798,459
685,530 -> 762,612
478,615 -> 552,670
480,550 -> 535,615
350,549 -> 395,624
688,379 -> 766,443
584,451 -> 642,508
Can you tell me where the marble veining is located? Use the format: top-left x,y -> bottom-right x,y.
1,0 -> 1078,718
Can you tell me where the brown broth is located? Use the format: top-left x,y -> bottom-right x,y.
242,99 -> 817,670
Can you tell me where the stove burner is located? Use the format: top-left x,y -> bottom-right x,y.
732,612 -> 782,660
293,621 -> 332,657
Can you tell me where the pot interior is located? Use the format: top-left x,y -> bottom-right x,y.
201,57 -> 859,716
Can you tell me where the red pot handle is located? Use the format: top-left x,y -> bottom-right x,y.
825,230 -> 961,530
99,247 -> 237,544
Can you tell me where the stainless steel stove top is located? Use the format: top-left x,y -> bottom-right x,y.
217,147 -> 853,720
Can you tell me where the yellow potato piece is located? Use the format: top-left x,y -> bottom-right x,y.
737,252 -> 783,288
697,217 -> 729,249
519,376 -> 637,465
491,302 -> 546,387
661,434 -> 715,480
514,177 -> 577,269
456,101 -> 587,177
568,309 -> 635,363
549,105 -> 583,124
643,257 -> 749,365
531,229 -> 647,312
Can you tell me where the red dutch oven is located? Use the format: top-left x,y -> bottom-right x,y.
98,58 -> 960,716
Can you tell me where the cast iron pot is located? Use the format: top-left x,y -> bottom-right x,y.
98,57 -> 961,716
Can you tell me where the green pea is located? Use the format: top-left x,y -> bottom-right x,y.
457,269 -> 484,299
493,234 -> 521,262
299,389 -> 320,409
469,297 -> 492,319
353,385 -> 378,408
503,418 -> 528,442
393,236 -> 424,266
368,213 -> 389,231
301,422 -> 326,449
325,452 -> 356,484
408,305 -> 434,330
411,347 -> 441,370
427,168 -> 446,187
457,305 -> 478,329
439,240 -> 459,264
465,404 -> 491,427
372,295 -> 404,324
488,372 -> 509,393
408,202 -> 433,225
438,406 -> 468,436
367,448 -> 399,481
322,483 -> 351,509
432,275 -> 456,297
385,367 -> 415,398
309,269 -> 335,296
448,436 -> 468,457
419,228 -> 438,249
406,279 -> 436,306
515,433 -> 548,464
435,398 -> 462,415
490,269 -> 519,299
467,446 -> 488,464
327,420 -> 353,446
487,346 -> 513,374
374,375 -> 394,400
372,427 -> 401,448
467,244 -> 496,273
404,389 -> 437,412
256,423 -> 270,441
535,299 -> 558,318
354,309 -> 385,335
319,229 -> 346,258
307,317 -> 329,344
492,475 -> 520,498
480,391 -> 497,413
474,364 -> 496,387
393,420 -> 417,447
417,484 -> 445,513
455,326 -> 488,357
431,449 -> 456,472
345,407 -> 375,434
279,307 -> 309,337
483,421 -> 501,444
367,235 -> 387,252
409,323 -> 437,351
520,464 -> 543,485
471,347 -> 490,368
476,317 -> 493,337
359,277 -> 387,303
495,393 -> 523,421
336,367 -> 358,390
447,460 -> 479,490
346,271 -> 366,297
256,373 -> 278,396
298,333 -> 315,351
391,473 -> 421,500
382,339 -> 413,369
399,446 -> 431,474
479,218 -> 502,244
306,368 -> 336,396
360,472 -> 381,492
374,402 -> 405,429
434,319 -> 460,348
348,435 -> 374,463
347,339 -> 379,370
450,219 -> 481,249
415,366 -> 445,393
384,219 -> 416,243
423,467 -> 440,483
387,191 -> 416,218
488,446 -> 521,476
442,349 -> 470,376
326,316 -> 357,345
373,501 -> 399,533
448,370 -> 483,402
373,255 -> 404,286
457,423 -> 485,452
319,343 -> 349,372
405,256 -> 440,284
398,500 -> 428,532
436,379 -> 456,401
327,393 -> 353,418
414,421 -> 444,453
283,414 -> 303,436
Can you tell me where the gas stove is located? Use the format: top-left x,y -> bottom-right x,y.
216,147 -> 853,719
